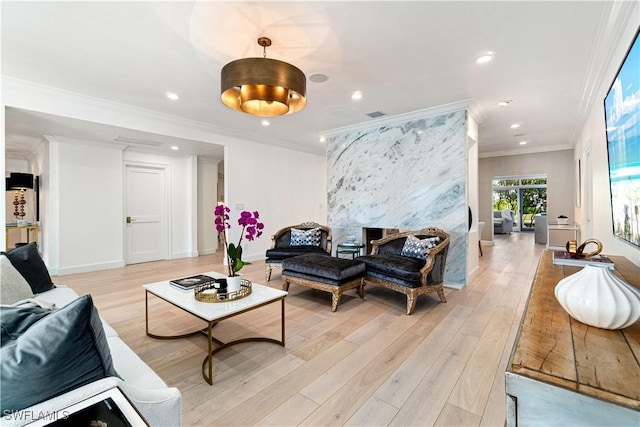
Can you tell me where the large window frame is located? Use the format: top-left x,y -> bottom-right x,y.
493,175 -> 547,232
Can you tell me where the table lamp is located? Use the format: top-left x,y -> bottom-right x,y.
6,173 -> 34,224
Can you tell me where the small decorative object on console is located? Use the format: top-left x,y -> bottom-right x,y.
565,238 -> 603,258
555,264 -> 640,329
556,215 -> 569,225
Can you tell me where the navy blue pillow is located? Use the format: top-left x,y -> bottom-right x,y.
2,243 -> 54,294
0,295 -> 118,412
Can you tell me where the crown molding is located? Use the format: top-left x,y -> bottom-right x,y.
320,99 -> 483,138
479,143 -> 573,159
2,77 -> 324,156
569,1 -> 638,143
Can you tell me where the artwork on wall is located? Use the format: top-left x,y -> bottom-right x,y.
604,26 -> 640,248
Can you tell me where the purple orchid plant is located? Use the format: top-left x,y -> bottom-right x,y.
214,204 -> 264,277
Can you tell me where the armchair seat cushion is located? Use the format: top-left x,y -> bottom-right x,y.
265,245 -> 329,261
357,254 -> 425,287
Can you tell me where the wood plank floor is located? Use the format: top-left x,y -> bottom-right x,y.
53,232 -> 544,426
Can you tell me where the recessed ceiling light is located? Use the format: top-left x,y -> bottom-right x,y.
309,73 -> 329,83
510,123 -> 521,129
165,92 -> 180,101
519,141 -> 528,145
497,100 -> 512,107
352,91 -> 363,100
476,52 -> 495,64
319,136 -> 326,143
170,146 -> 179,150
261,119 -> 270,126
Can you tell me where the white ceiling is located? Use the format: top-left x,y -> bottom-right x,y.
1,1 -> 628,161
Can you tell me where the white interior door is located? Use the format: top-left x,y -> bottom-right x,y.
125,165 -> 168,264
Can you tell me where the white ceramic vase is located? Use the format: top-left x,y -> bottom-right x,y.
226,274 -> 242,294
554,264 -> 640,329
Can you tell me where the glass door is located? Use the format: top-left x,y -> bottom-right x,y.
493,176 -> 547,232
520,187 -> 547,231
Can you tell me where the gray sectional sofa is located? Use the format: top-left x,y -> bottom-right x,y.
1,243 -> 181,426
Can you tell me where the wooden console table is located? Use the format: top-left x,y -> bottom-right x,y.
506,250 -> 639,426
5,224 -> 39,250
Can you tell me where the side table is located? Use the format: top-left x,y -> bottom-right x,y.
547,222 -> 579,250
336,242 -> 365,259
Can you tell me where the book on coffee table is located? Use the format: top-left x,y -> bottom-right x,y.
552,251 -> 615,270
170,274 -> 215,290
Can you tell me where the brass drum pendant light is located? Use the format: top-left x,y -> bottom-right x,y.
221,37 -> 306,117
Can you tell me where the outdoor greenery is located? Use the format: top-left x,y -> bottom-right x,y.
493,176 -> 547,229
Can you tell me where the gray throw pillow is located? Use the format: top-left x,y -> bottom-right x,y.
2,243 -> 55,294
0,304 -> 51,346
290,227 -> 322,246
0,295 -> 118,412
0,255 -> 34,304
400,235 -> 440,260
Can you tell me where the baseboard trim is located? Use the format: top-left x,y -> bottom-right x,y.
198,248 -> 218,255
56,260 -> 125,276
172,251 -> 199,259
444,281 -> 466,290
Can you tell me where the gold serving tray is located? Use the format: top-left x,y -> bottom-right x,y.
194,278 -> 252,303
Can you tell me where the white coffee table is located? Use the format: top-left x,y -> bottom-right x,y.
143,271 -> 287,385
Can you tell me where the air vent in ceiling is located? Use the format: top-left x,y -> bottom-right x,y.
113,136 -> 163,146
366,111 -> 386,118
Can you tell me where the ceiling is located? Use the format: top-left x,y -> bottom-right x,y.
1,1 -> 627,161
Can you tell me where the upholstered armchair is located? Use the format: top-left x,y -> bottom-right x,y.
265,222 -> 332,281
493,210 -> 514,234
356,228 -> 450,315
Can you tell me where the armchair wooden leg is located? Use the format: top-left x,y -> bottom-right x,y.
437,288 -> 447,303
266,264 -> 272,282
406,294 -> 418,315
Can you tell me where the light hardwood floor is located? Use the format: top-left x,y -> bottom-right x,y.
53,232 -> 544,426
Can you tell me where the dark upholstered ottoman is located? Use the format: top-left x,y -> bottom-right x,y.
282,254 -> 366,311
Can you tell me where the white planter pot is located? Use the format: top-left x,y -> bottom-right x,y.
554,265 -> 640,329
226,274 -> 242,294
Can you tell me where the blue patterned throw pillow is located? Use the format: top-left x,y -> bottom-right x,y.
290,227 -> 322,246
400,235 -> 440,259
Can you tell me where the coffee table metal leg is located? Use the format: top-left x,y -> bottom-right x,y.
145,290 -> 209,340
201,298 -> 286,385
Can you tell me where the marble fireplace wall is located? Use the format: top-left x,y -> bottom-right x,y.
327,110 -> 468,284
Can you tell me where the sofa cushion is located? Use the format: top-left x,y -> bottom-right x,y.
0,255 -> 34,304
0,295 -> 118,412
2,243 -> 55,294
290,227 -> 322,247
358,254 -> 426,285
400,235 -> 440,260
266,245 -> 328,260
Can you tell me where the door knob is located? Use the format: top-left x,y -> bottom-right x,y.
126,216 -> 132,224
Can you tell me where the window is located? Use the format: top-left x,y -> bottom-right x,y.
493,175 -> 547,231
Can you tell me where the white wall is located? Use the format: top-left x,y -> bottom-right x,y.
2,79 -> 327,272
51,137 -> 124,275
575,7 -> 640,267
197,159 -> 218,255
223,137 -> 327,263
478,150 -> 574,241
